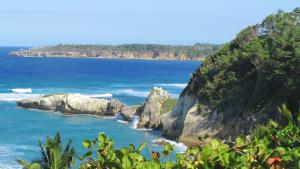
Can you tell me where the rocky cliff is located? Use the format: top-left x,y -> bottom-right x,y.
162,9 -> 300,145
136,87 -> 170,129
9,44 -> 222,61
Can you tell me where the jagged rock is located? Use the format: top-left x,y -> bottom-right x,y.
161,89 -> 272,145
17,94 -> 124,116
119,105 -> 139,121
161,94 -> 199,141
137,87 -> 170,129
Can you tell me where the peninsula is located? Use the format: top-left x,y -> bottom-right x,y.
9,43 -> 222,61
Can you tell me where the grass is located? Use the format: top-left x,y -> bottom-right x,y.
160,98 -> 177,114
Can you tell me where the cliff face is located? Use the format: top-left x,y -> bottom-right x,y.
137,87 -> 170,129
9,44 -> 222,61
162,9 -> 300,144
10,50 -> 201,60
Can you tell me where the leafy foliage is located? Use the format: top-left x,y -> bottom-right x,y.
185,8 -> 300,115
17,133 -> 76,169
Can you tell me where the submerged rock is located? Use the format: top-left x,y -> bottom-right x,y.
17,94 -> 124,116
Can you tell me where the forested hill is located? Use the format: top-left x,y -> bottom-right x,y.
162,8 -> 300,143
186,8 -> 300,114
9,43 -> 222,61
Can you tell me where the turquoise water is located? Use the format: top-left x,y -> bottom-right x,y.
0,47 -> 201,168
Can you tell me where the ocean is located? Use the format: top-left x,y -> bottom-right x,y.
0,47 -> 201,168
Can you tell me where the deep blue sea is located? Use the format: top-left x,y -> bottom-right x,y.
0,47 -> 201,168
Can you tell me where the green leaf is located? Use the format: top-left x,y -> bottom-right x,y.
236,135 -> 247,148
211,139 -> 220,150
82,151 -> 93,159
163,143 -> 174,157
82,139 -> 94,148
269,119 -> 279,128
279,104 -> 293,122
137,142 -> 146,153
165,161 -> 174,169
121,155 -> 132,169
98,133 -> 108,147
129,144 -> 135,152
29,163 -> 42,169
16,160 -> 31,168
276,147 -> 286,155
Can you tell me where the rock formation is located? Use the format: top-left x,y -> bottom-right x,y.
17,94 -> 124,116
136,87 -> 170,129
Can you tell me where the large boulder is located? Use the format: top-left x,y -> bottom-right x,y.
119,105 -> 139,121
17,94 -> 125,116
137,87 -> 170,129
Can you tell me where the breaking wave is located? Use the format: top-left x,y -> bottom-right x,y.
10,88 -> 32,93
116,89 -> 149,97
152,138 -> 187,153
0,93 -> 41,102
155,83 -> 187,89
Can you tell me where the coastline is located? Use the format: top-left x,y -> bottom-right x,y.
10,54 -> 206,61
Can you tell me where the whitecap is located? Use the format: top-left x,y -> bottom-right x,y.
10,88 -> 32,93
86,93 -> 113,98
155,83 -> 187,89
130,115 -> 140,129
152,138 -> 187,153
0,93 -> 41,102
115,89 -> 149,97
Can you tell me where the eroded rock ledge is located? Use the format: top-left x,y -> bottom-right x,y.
17,94 -> 124,116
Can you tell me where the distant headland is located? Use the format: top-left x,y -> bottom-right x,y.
9,43 -> 222,61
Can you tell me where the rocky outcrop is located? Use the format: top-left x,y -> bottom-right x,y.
136,87 -> 170,129
119,105 -> 139,121
17,94 -> 124,116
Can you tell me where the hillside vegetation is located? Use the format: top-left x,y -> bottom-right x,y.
10,43 -> 222,61
185,8 -> 300,118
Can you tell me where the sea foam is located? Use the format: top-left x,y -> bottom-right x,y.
116,89 -> 149,97
87,93 -> 113,98
152,138 -> 188,153
10,88 -> 32,93
155,83 -> 187,89
0,93 -> 41,101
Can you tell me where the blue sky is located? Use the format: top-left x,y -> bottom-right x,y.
0,0 -> 299,46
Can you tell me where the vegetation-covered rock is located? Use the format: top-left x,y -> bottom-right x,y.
162,8 -> 300,143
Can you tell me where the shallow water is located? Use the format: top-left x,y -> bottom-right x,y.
0,47 -> 201,168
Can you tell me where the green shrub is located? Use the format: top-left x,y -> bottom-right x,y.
17,133 -> 75,169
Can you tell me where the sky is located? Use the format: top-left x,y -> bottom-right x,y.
0,0 -> 299,46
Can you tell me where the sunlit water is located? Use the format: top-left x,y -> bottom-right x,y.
0,47 -> 201,168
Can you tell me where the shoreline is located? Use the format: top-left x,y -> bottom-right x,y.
10,54 -> 206,62
17,105 -> 188,152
